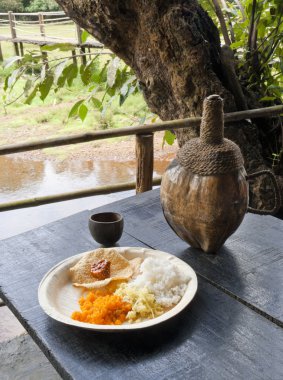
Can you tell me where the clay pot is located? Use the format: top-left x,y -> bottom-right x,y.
160,95 -> 280,253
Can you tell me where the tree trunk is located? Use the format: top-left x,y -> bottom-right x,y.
55,0 -> 282,212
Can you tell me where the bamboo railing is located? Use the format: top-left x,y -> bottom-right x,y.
1,105 -> 282,156
0,104 -> 282,212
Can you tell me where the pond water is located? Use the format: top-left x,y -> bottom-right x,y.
0,154 -> 174,202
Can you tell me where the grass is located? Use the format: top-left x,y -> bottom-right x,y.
0,23 -> 151,152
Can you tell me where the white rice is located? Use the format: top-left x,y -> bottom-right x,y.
130,257 -> 190,307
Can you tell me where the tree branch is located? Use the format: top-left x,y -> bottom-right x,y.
219,0 -> 235,43
55,0 -> 236,125
248,0 -> 257,52
211,0 -> 231,45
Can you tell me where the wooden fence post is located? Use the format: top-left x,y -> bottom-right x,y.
38,13 -> 46,38
136,133 -> 154,193
19,42 -> 24,56
8,11 -> 20,56
42,51 -> 49,69
72,49 -> 77,65
0,42 -> 3,62
38,13 -> 48,66
76,24 -> 87,65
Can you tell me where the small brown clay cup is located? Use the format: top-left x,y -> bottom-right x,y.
88,212 -> 124,246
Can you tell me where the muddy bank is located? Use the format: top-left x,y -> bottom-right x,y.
10,132 -> 177,162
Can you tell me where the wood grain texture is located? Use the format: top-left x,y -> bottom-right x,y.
135,134 -> 153,194
161,162 -> 248,252
91,189 -> 283,324
0,197 -> 282,379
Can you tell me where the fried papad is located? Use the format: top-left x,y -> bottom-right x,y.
70,248 -> 134,288
129,257 -> 142,278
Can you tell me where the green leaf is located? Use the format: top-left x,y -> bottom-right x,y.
259,96 -> 276,101
54,59 -> 68,84
107,57 -> 120,87
7,68 -> 21,89
120,83 -> 129,96
119,94 -> 127,106
128,85 -> 136,96
25,85 -> 39,105
22,53 -> 36,64
4,75 -> 10,91
258,23 -> 266,38
57,63 -> 76,89
40,65 -> 46,83
24,79 -> 33,95
41,43 -> 75,52
230,41 -> 243,50
66,63 -> 78,86
81,58 -> 99,85
91,62 -> 108,84
163,130 -> 176,147
57,71 -> 67,89
79,103 -> 88,121
107,86 -> 116,97
68,99 -> 84,118
91,97 -> 102,110
39,75 -> 54,101
4,56 -> 22,69
81,30 -> 90,44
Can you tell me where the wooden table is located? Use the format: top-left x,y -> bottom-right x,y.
0,189 -> 282,379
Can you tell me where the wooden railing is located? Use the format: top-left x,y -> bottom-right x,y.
0,104 -> 282,212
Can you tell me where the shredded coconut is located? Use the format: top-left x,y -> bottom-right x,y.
115,285 -> 163,323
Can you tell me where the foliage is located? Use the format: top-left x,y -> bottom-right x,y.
0,0 -> 59,11
0,0 -> 23,12
26,0 -> 59,12
1,44 -> 141,125
1,0 -> 282,147
200,0 -> 283,104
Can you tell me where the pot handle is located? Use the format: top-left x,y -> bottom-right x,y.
246,170 -> 281,215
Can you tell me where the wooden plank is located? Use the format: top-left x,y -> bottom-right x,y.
0,12 -> 65,16
0,211 -> 282,379
136,134 -> 153,193
76,24 -> 87,65
8,11 -> 16,39
0,35 -> 104,49
8,11 -> 19,56
0,178 -> 161,211
19,42 -> 24,56
91,189 -> 283,324
0,105 -> 282,156
0,42 -> 3,62
38,13 -> 46,38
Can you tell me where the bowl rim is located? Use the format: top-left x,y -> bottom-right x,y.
89,212 -> 123,224
38,247 -> 198,332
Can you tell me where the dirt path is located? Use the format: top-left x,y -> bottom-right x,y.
0,119 -> 177,161
0,103 -> 177,162
53,132 -> 177,162
6,131 -> 177,162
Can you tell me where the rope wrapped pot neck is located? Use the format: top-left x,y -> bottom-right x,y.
177,95 -> 244,175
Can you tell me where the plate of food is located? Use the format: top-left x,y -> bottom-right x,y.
38,247 -> 198,331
